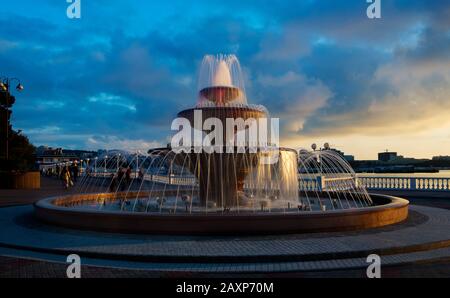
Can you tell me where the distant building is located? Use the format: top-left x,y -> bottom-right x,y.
344,155 -> 355,162
35,147 -> 97,170
433,156 -> 450,161
378,151 -> 398,162
325,148 -> 345,157
322,147 -> 356,162
35,147 -> 79,170
63,149 -> 97,160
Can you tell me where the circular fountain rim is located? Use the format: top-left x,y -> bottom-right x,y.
33,193 -> 409,235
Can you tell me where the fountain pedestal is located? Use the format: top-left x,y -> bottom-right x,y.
180,151 -> 259,208
176,106 -> 267,208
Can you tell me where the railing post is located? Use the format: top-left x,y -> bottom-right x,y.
410,178 -> 416,190
317,176 -> 325,191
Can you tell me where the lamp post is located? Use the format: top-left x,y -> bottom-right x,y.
117,153 -> 121,171
85,158 -> 89,175
311,143 -> 322,175
104,155 -> 108,174
136,150 -> 140,175
94,157 -> 98,175
0,77 -> 24,160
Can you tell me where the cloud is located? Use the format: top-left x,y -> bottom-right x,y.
299,26 -> 450,137
0,0 -> 449,158
255,24 -> 312,62
253,71 -> 332,135
86,135 -> 163,152
88,93 -> 137,112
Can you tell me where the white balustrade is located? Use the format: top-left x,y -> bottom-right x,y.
87,172 -> 198,186
299,176 -> 357,192
358,176 -> 450,192
86,171 -> 450,192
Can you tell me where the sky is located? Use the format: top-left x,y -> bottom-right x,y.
0,0 -> 449,160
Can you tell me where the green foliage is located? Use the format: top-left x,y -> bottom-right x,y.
0,130 -> 36,172
8,130 -> 36,171
0,92 -> 15,107
1,89 -> 36,172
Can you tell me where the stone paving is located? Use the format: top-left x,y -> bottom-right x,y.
1,253 -> 450,278
2,177 -> 450,277
1,204 -> 450,273
0,176 -> 104,207
0,205 -> 449,261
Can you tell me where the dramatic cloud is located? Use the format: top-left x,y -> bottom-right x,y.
0,0 -> 449,158
300,26 -> 450,137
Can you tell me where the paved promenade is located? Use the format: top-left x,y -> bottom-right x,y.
2,254 -> 450,278
0,177 -> 81,207
2,176 -> 450,277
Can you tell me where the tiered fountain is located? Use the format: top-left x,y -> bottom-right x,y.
152,54 -> 300,210
34,54 -> 409,234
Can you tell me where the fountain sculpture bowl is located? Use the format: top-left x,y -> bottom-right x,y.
176,106 -> 270,207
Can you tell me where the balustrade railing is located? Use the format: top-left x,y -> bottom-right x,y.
88,172 -> 198,186
78,170 -> 450,192
358,176 -> 450,192
298,176 -> 357,192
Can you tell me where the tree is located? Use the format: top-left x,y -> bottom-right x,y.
4,130 -> 36,171
0,87 -> 35,172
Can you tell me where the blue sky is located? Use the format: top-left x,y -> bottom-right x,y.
0,0 -> 449,159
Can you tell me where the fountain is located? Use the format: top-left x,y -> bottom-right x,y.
33,54 -> 409,234
161,54 -> 288,209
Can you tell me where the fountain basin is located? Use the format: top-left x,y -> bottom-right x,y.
33,193 -> 409,235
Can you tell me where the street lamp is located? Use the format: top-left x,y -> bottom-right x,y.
16,83 -> 24,91
135,150 -> 141,174
85,158 -> 89,175
0,77 -> 24,160
104,155 -> 108,173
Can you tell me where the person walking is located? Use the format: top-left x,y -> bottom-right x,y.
116,167 -> 122,190
72,162 -> 79,183
138,168 -> 144,182
109,173 -> 117,193
62,166 -> 73,190
125,166 -> 132,189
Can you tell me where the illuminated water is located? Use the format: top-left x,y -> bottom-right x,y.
64,54 -> 374,214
